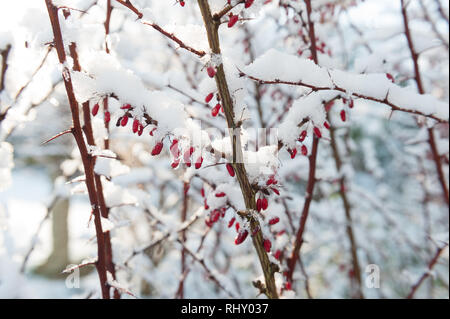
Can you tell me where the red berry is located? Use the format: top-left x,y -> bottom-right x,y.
104,111 -> 110,123
285,282 -> 292,290
121,104 -> 131,110
289,148 -> 297,159
235,230 -> 249,245
120,116 -> 128,127
263,239 -> 272,252
171,159 -> 180,168
205,93 -> 214,103
245,0 -> 254,8
204,199 -> 209,210
137,124 -> 144,136
184,149 -> 193,167
386,73 -> 395,83
301,145 -> 308,156
325,101 -> 335,112
340,110 -> 346,122
226,163 -> 235,177
201,188 -> 205,197
149,127 -> 157,136
271,188 -> 280,196
262,198 -> 269,210
170,139 -> 180,158
211,210 -> 220,223
349,98 -> 354,109
274,250 -> 281,260
215,192 -> 226,198
205,216 -> 213,227
324,121 -> 330,129
92,103 -> 99,116
195,156 -> 203,169
313,126 -> 322,138
235,222 -> 240,232
228,217 -> 235,228
228,14 -> 239,28
207,66 -> 216,78
211,104 -> 221,117
256,198 -> 262,212
179,0 -> 185,6
298,130 -> 307,142
132,118 -> 139,133
151,141 -> 163,156
266,177 -> 277,186
269,217 -> 280,225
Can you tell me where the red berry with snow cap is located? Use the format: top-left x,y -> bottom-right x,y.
151,142 -> 164,156
195,156 -> 203,169
211,104 -> 221,117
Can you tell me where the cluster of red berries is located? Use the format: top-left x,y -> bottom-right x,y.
287,124 -> 325,159
115,104 -> 148,136
226,0 -> 255,28
204,92 -> 224,117
91,102 -> 110,124
167,140 -> 204,169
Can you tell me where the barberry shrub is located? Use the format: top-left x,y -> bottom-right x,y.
0,0 -> 448,299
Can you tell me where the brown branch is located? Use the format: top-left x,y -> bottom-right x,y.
328,113 -> 364,298
214,0 -> 245,20
198,0 -> 279,299
0,44 -> 12,123
286,0 -> 320,287
41,129 -> 73,145
69,40 -> 120,298
175,181 -> 190,299
114,0 -> 206,57
44,0 -> 109,299
0,44 -> 11,93
407,243 -> 448,298
401,0 -> 449,207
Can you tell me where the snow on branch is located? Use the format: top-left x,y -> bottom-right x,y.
240,49 -> 449,123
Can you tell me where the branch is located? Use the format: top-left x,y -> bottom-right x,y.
407,243 -> 448,298
114,0 -> 206,57
198,0 -> 279,299
44,0 -> 109,299
286,0 -> 320,288
327,112 -> 364,298
401,0 -> 449,207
